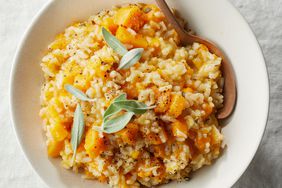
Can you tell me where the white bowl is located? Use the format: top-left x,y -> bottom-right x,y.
10,0 -> 269,187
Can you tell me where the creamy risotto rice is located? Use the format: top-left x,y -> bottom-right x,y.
40,3 -> 224,187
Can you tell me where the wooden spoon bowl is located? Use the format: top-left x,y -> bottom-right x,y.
156,0 -> 237,119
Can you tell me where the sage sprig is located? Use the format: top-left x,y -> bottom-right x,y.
103,112 -> 135,134
101,27 -> 144,70
118,48 -> 144,70
65,84 -> 95,102
102,27 -> 128,56
103,93 -> 127,122
71,104 -> 85,164
94,94 -> 155,134
113,100 -> 155,114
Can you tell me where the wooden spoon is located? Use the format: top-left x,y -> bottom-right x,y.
156,0 -> 236,119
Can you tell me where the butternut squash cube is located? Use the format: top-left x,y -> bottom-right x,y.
202,103 -> 214,119
84,129 -> 105,158
167,94 -> 187,117
183,87 -> 194,93
73,74 -> 90,92
152,144 -> 165,158
116,123 -> 139,145
115,26 -> 148,48
47,140 -> 64,157
171,120 -> 188,139
114,6 -> 145,31
154,91 -> 171,113
50,123 -> 69,142
102,17 -> 118,34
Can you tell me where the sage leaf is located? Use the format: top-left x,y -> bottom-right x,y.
103,93 -> 127,122
114,93 -> 127,102
102,27 -> 128,56
114,100 -> 155,114
65,84 -> 95,102
103,112 -> 135,134
118,48 -> 144,70
71,104 -> 85,164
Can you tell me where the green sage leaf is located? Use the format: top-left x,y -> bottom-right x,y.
103,93 -> 127,122
71,104 -> 85,164
118,48 -> 144,70
103,112 -> 135,134
114,100 -> 155,114
102,27 -> 128,56
65,84 -> 95,102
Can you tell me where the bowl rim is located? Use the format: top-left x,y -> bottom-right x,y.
9,0 -> 270,187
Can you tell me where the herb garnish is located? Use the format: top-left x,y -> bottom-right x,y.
118,48 -> 144,70
95,93 -> 155,134
71,104 -> 85,164
101,27 -> 144,70
102,27 -> 128,56
65,84 -> 96,102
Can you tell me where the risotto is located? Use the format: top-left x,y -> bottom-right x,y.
40,3 -> 224,187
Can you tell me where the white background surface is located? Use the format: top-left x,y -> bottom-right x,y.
0,0 -> 281,187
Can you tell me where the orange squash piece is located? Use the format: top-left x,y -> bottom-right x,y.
202,103 -> 213,119
116,123 -> 139,145
167,94 -> 187,117
114,6 -> 145,31
102,17 -> 118,34
154,91 -> 171,113
145,133 -> 162,145
115,26 -> 148,48
50,122 -> 69,142
84,129 -> 105,158
47,140 -> 64,157
171,119 -> 188,139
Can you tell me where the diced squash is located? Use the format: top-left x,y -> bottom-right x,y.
87,57 -> 111,78
130,150 -> 140,159
171,119 -> 188,139
61,61 -> 83,85
186,138 -> 198,158
183,87 -> 194,93
50,123 -> 69,142
47,140 -> 64,157
152,144 -> 165,158
202,103 -> 214,119
116,123 -> 139,145
132,35 -> 148,48
195,136 -> 211,152
98,174 -> 108,183
101,55 -> 115,64
114,6 -> 145,31
115,26 -> 133,43
211,126 -> 223,145
145,133 -> 162,145
123,83 -> 139,99
167,94 -> 187,117
143,4 -> 164,22
149,37 -> 160,48
192,57 -> 203,69
102,17 -> 118,34
84,129 -> 105,158
115,26 -> 148,48
154,91 -> 171,113
73,74 -> 91,92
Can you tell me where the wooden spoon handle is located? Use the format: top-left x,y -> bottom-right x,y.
155,0 -> 192,44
